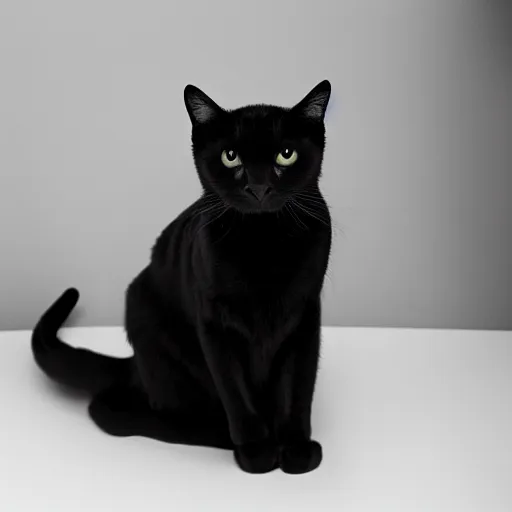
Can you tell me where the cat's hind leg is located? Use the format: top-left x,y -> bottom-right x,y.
89,386 -> 232,449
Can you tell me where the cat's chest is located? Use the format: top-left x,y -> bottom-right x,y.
196,217 -> 328,322
220,240 -> 305,293
206,243 -> 309,336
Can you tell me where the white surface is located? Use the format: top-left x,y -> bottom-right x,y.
1,327 -> 511,511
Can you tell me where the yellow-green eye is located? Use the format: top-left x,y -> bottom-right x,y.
221,150 -> 242,168
276,148 -> 298,166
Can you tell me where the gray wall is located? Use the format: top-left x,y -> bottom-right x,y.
1,1 -> 511,331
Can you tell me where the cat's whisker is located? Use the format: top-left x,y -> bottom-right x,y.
297,202 -> 330,220
200,197 -> 223,208
294,194 -> 327,209
285,202 -> 308,230
297,208 -> 330,227
290,199 -> 330,227
191,201 -> 225,221
294,189 -> 323,199
198,206 -> 230,234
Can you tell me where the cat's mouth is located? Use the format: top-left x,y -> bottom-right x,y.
225,190 -> 286,214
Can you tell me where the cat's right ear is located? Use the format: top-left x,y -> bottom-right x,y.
184,85 -> 224,126
292,80 -> 331,122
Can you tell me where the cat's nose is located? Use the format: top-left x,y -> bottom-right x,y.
244,184 -> 272,202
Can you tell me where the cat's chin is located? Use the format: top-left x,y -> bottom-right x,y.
232,203 -> 285,215
223,196 -> 287,214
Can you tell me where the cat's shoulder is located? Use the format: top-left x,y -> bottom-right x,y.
148,198 -> 202,262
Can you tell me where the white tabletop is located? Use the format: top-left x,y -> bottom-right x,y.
1,326 -> 511,512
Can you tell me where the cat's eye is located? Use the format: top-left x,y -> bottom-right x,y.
276,148 -> 298,167
221,150 -> 242,168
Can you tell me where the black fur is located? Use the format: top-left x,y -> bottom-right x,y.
32,80 -> 332,474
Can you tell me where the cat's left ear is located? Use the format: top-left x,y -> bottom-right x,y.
292,80 -> 331,122
184,85 -> 224,126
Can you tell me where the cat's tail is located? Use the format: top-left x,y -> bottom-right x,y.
32,288 -> 132,394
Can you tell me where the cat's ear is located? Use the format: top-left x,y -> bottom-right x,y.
292,80 -> 331,122
184,85 -> 224,126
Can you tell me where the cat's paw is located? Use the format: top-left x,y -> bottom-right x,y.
234,441 -> 279,474
280,440 -> 323,474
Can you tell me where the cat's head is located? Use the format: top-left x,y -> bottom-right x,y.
184,81 -> 331,213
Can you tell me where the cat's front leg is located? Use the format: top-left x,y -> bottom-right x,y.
274,297 -> 323,474
199,321 -> 279,473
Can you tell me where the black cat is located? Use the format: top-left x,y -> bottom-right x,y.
32,80 -> 332,474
